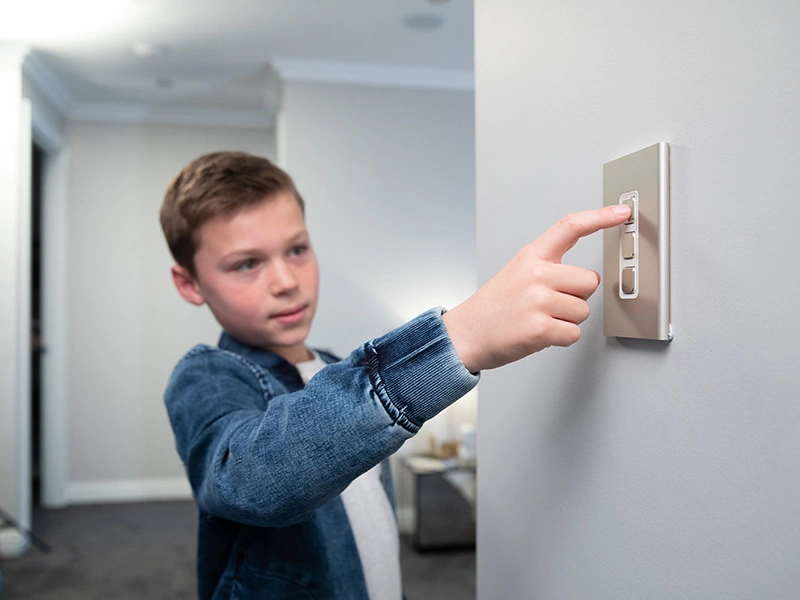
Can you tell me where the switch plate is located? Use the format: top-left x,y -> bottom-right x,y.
603,142 -> 672,341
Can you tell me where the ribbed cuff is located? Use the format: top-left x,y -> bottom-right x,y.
364,308 -> 479,432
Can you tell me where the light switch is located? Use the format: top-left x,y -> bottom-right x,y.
603,142 -> 672,341
621,232 -> 636,259
616,192 -> 639,300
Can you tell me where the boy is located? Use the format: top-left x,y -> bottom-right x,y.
160,151 -> 630,599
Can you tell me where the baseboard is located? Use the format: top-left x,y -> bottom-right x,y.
66,477 -> 193,505
64,479 -> 416,536
397,506 -> 415,535
0,527 -> 30,559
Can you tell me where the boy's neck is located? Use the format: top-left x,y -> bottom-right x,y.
272,344 -> 314,365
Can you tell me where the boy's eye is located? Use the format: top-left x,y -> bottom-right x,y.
289,245 -> 308,258
234,258 -> 258,271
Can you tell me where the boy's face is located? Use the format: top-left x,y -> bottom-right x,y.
172,192 -> 319,364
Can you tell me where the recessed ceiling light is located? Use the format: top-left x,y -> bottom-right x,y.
133,42 -> 169,58
403,13 -> 444,31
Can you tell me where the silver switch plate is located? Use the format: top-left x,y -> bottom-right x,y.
603,142 -> 672,341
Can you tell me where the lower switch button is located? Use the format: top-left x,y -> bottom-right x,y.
621,267 -> 636,295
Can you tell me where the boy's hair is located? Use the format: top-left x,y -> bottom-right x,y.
160,151 -> 305,276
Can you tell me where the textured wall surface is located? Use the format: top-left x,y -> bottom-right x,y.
475,1 -> 800,598
66,122 -> 273,485
280,81 -> 477,518
0,54 -> 27,537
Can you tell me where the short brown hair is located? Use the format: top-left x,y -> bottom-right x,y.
160,151 -> 304,276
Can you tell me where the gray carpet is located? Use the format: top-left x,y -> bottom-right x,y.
0,502 -> 474,599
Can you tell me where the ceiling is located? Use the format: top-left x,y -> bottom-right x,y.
1,0 -> 473,116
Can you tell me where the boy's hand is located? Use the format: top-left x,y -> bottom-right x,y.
442,205 -> 631,373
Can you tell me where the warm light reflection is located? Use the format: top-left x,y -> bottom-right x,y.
381,272 -> 475,326
0,0 -> 131,41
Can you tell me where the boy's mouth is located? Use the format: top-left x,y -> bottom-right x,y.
271,305 -> 307,325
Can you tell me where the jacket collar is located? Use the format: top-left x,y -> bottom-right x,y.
217,331 -> 338,370
217,331 -> 295,369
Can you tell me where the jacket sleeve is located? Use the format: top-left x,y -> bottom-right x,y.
164,308 -> 478,528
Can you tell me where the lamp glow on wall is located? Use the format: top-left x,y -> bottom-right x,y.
0,0 -> 131,41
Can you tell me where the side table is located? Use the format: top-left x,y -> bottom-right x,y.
401,455 -> 476,550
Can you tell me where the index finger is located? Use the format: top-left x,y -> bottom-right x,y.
530,204 -> 631,263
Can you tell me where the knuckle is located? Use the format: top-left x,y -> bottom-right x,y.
577,272 -> 599,297
529,312 -> 551,337
557,323 -> 581,346
528,285 -> 552,310
587,269 -> 601,288
528,262 -> 549,282
559,323 -> 581,346
578,302 -> 591,323
559,212 -> 582,231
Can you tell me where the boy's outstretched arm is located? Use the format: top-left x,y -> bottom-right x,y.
443,204 -> 631,373
166,205 -> 630,528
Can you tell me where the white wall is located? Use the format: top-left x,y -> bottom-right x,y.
0,50 -> 30,556
64,121 -> 273,501
0,50 -> 65,555
475,1 -> 800,598
279,80 -> 477,523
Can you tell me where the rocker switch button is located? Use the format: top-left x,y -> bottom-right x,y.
621,232 -> 636,259
621,267 -> 636,295
622,198 -> 635,224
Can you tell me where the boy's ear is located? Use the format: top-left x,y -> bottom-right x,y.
171,264 -> 205,306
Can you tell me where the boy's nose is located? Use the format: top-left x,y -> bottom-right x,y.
268,260 -> 299,295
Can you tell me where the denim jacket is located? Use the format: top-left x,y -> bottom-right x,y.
164,308 -> 479,599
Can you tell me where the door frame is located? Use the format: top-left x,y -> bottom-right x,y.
31,102 -> 69,509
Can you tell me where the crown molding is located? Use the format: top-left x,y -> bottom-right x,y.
271,58 -> 474,92
68,103 -> 274,129
21,51 -> 73,115
0,43 -> 30,71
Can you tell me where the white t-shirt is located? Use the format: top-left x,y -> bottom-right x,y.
295,351 -> 402,600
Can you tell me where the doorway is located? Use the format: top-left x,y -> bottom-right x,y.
31,142 -> 44,507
